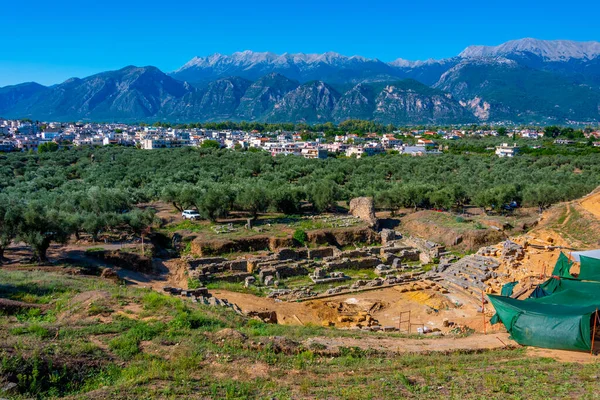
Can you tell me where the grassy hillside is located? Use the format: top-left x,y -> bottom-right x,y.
1,268 -> 600,399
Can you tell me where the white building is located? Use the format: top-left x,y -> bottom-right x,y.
41,129 -> 62,140
495,143 -> 520,158
301,147 -> 327,159
141,137 -> 190,150
381,134 -> 402,148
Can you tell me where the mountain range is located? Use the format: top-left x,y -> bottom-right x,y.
1,38 -> 600,124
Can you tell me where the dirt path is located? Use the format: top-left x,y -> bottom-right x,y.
108,258 -> 187,291
526,347 -> 599,363
306,332 -> 515,353
561,203 -> 573,227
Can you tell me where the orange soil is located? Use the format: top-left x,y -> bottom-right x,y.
580,190 -> 600,220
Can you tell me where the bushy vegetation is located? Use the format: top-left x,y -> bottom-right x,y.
1,146 -> 599,261
292,229 -> 308,246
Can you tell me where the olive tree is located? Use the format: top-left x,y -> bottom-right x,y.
0,199 -> 22,263
17,203 -> 71,262
196,186 -> 231,222
236,185 -> 270,219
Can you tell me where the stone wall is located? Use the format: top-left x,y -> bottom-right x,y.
349,197 -> 378,228
307,247 -> 338,259
190,226 -> 378,257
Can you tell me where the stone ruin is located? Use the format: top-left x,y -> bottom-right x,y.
500,240 -> 525,262
182,234 -> 433,301
349,197 -> 378,228
309,268 -> 350,284
428,254 -> 501,296
380,228 -> 397,246
403,236 -> 448,264
374,260 -> 420,276
162,286 -> 244,315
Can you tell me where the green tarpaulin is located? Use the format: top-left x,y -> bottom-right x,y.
489,252 -> 600,351
489,294 -> 596,352
533,277 -> 600,299
551,252 -> 574,278
579,255 -> 600,282
530,289 -> 598,306
500,281 -> 519,297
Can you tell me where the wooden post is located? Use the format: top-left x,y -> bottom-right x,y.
591,309 -> 598,356
482,290 -> 487,335
542,262 -> 546,279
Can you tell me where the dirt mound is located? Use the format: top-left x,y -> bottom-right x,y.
580,189 -> 600,219
191,236 -> 271,256
89,250 -> 153,273
401,210 -> 506,251
0,298 -> 47,315
100,267 -> 119,282
58,290 -> 112,322
397,290 -> 452,310
532,193 -> 600,249
246,310 -> 278,324
262,336 -> 302,355
215,328 -> 248,342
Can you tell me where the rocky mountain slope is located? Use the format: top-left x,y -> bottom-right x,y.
0,69 -> 474,124
234,73 -> 299,120
435,59 -> 600,122
2,38 -> 600,123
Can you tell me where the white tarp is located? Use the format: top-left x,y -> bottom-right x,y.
570,249 -> 600,262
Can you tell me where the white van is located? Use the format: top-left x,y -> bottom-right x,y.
181,210 -> 201,220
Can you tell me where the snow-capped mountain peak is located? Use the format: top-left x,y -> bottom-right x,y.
459,38 -> 600,61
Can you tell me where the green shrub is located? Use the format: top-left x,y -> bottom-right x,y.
108,335 -> 139,360
455,216 -> 465,223
293,229 -> 308,246
0,354 -> 101,397
187,278 -> 202,289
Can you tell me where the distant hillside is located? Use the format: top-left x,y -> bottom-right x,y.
0,71 -> 474,124
2,38 -> 600,123
435,59 -> 600,122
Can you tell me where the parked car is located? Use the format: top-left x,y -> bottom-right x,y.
182,210 -> 201,220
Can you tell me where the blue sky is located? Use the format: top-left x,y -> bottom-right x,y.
1,0 -> 599,86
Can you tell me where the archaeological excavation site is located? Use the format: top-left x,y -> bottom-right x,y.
4,185 -> 600,398
140,194 -> 600,345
